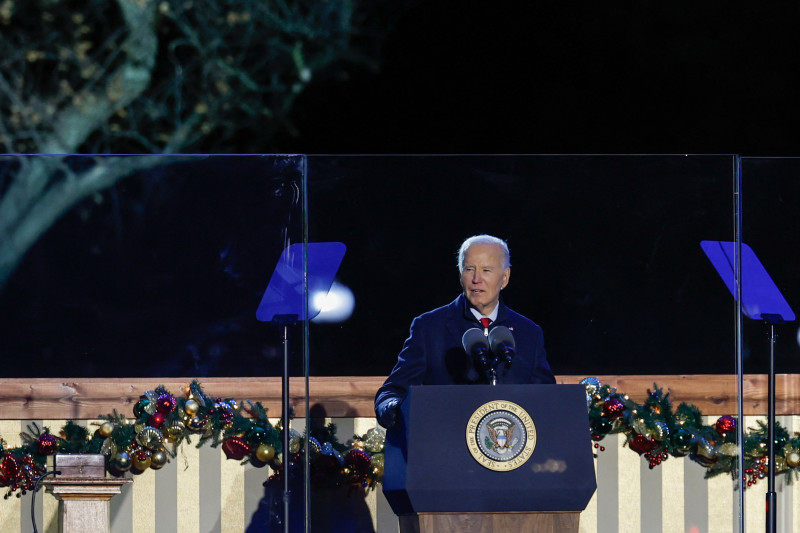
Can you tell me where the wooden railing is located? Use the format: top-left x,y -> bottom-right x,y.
1,374 -> 799,419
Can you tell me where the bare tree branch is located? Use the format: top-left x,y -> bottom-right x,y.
39,0 -> 158,153
0,0 -> 397,291
0,155 -> 197,290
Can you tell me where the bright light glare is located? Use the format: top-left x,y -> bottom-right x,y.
311,281 -> 355,323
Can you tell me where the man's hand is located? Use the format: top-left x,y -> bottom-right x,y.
376,397 -> 400,429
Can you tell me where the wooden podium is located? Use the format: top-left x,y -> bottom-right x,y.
382,385 -> 596,533
44,455 -> 132,533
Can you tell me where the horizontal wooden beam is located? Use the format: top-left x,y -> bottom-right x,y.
0,375 -> 796,420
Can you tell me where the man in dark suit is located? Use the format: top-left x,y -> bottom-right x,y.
374,234 -> 555,428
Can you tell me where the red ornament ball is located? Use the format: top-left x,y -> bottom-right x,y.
36,434 -> 57,456
148,412 -> 167,429
222,437 -> 251,461
715,415 -> 736,436
628,434 -> 657,455
156,393 -> 177,414
603,398 -> 625,419
344,449 -> 372,476
0,454 -> 20,487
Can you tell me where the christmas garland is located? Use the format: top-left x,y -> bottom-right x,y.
0,380 -> 385,499
0,378 -> 798,499
582,377 -> 800,487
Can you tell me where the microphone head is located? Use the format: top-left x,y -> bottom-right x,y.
488,326 -> 515,354
462,328 -> 490,357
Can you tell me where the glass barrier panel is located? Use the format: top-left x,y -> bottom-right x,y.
0,153 -> 309,532
741,157 -> 800,533
306,155 -> 740,533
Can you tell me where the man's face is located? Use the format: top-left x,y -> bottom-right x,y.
460,243 -> 510,315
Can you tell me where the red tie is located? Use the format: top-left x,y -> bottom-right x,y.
480,317 -> 491,329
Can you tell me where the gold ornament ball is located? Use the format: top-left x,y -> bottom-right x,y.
98,421 -> 115,438
114,452 -> 132,472
184,399 -> 200,416
786,452 -> 800,468
150,450 -> 168,470
256,444 -> 275,462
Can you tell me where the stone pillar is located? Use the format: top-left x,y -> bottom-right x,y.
43,454 -> 132,533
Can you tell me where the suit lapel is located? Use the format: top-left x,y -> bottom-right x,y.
446,294 -> 479,344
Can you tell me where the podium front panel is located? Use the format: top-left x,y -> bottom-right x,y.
383,384 -> 596,514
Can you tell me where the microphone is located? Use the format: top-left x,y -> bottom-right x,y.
462,328 -> 490,367
488,326 -> 515,369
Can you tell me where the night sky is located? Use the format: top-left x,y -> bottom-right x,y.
290,2 -> 800,155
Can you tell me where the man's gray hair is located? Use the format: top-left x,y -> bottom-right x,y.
457,234 -> 511,272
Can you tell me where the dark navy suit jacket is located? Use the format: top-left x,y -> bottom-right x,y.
375,294 -> 555,414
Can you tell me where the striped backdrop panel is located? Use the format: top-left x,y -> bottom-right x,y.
0,416 -> 795,533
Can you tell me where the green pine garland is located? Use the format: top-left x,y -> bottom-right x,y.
0,380 -> 385,499
583,378 -> 800,487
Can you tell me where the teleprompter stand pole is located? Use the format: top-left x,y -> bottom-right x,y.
273,314 -> 298,533
762,313 -> 783,533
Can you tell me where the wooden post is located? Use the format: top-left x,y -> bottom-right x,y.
43,455 -> 132,533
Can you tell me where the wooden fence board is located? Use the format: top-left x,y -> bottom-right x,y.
0,374 -> 797,419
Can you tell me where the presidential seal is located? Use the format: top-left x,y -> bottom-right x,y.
466,400 -> 536,471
